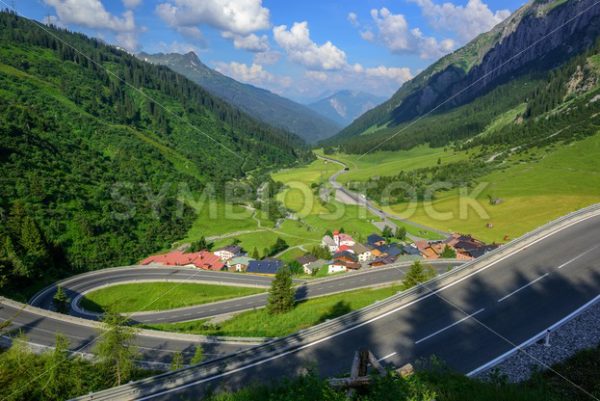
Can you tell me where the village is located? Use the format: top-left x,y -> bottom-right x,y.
140,229 -> 499,277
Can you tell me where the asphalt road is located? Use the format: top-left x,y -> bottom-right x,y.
81,211 -> 600,400
29,262 -> 459,324
0,301 -> 250,365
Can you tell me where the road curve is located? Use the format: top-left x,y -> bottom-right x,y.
29,262 -> 460,324
74,205 -> 600,400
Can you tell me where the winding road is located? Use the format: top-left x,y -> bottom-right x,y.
29,261 -> 460,324
316,154 -> 450,240
74,205 -> 600,400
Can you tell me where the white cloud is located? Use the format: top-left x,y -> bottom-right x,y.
222,32 -> 269,52
347,12 -> 359,27
364,7 -> 455,59
305,70 -> 328,81
176,26 -> 204,41
156,0 -> 270,36
253,50 -> 281,65
273,21 -> 347,71
410,0 -> 510,42
122,0 -> 142,9
214,62 -> 291,89
364,65 -> 413,84
44,0 -> 139,50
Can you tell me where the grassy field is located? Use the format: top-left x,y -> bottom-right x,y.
384,134 -> 600,243
79,283 -> 265,313
272,158 -> 340,214
141,285 -> 402,337
180,201 -> 264,243
315,146 -> 469,185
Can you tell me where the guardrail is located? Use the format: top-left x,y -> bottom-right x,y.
72,203 -> 600,400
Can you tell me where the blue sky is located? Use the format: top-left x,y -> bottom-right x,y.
16,0 -> 526,102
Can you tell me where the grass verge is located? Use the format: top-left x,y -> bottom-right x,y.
79,282 -> 265,314
140,285 -> 403,337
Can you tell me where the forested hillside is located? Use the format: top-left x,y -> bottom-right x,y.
0,11 -> 308,297
323,0 -> 600,153
139,51 -> 341,143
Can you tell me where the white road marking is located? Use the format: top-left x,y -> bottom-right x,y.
415,309 -> 485,345
377,352 -> 397,362
497,273 -> 550,303
557,244 -> 600,269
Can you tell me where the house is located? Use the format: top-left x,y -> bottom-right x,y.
367,233 -> 386,247
333,250 -> 358,264
227,256 -> 254,272
370,248 -> 385,258
351,243 -> 372,262
297,254 -> 318,267
321,235 -> 338,253
369,255 -> 397,267
246,259 -> 283,275
140,250 -> 225,271
334,231 -> 355,247
374,244 -> 403,258
444,233 -> 498,259
214,245 -> 243,261
303,259 -> 327,275
402,244 -> 422,256
328,260 -> 360,274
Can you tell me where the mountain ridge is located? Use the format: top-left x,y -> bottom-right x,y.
138,51 -> 341,143
324,0 -> 600,151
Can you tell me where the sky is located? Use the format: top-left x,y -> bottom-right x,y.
15,0 -> 526,103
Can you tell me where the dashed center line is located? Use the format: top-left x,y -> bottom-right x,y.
415,308 -> 485,344
557,244 -> 600,269
497,273 -> 549,303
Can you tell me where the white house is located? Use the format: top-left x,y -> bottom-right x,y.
227,256 -> 253,272
328,262 -> 347,274
214,245 -> 242,261
321,235 -> 337,253
303,259 -> 327,275
351,243 -> 372,262
322,231 -> 356,253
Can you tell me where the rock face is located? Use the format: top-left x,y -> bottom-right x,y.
138,51 -> 341,144
334,0 -> 600,140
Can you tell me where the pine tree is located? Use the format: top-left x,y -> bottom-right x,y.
95,312 -> 138,386
440,245 -> 457,258
402,261 -> 435,289
190,346 -> 204,365
266,267 -> 295,314
43,334 -> 72,400
395,226 -> 407,240
170,351 -> 184,371
251,247 -> 259,260
53,286 -> 70,314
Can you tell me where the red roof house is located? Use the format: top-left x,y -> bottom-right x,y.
140,250 -> 225,271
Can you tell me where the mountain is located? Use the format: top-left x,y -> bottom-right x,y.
137,52 -> 341,143
323,0 -> 600,153
307,90 -> 386,126
0,11 -> 309,292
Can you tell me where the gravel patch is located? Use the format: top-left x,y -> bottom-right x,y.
476,299 -> 600,382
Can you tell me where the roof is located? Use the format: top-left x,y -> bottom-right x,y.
367,234 -> 385,245
402,245 -> 421,256
140,250 -> 224,271
468,244 -> 499,258
351,243 -> 369,254
247,259 -> 283,274
296,254 -> 318,265
337,244 -> 352,253
305,259 -> 328,270
330,260 -> 360,269
370,255 -> 397,266
338,233 -> 354,242
333,251 -> 358,262
228,256 -> 253,266
375,244 -> 402,257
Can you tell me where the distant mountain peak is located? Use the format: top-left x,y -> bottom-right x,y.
137,51 -> 341,143
308,90 -> 386,126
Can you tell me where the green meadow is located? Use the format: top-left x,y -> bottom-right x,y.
79,282 -> 264,314
383,134 -> 600,243
141,285 -> 403,338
